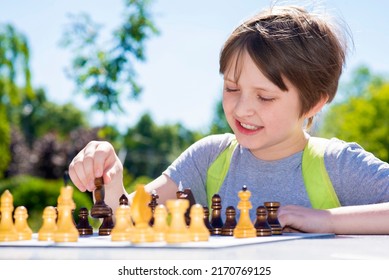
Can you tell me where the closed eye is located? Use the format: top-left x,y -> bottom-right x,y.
224,87 -> 240,93
258,95 -> 275,102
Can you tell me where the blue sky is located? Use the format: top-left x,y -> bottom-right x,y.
1,0 -> 388,132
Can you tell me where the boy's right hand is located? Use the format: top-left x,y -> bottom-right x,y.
68,141 -> 123,193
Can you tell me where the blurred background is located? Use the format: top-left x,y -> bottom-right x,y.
0,0 -> 388,231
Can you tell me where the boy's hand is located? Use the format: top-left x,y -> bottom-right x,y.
68,141 -> 123,193
277,205 -> 334,233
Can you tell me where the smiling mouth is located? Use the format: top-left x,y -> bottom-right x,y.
240,122 -> 260,130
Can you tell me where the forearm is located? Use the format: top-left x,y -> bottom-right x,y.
328,202 -> 389,235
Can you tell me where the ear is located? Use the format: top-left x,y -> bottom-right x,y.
304,95 -> 329,119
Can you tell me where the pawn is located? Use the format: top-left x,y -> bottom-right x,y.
188,204 -> 210,241
99,207 -> 115,236
111,205 -> 132,241
166,199 -> 190,243
14,206 -> 33,240
233,186 -> 256,238
210,194 -> 223,235
38,206 -> 58,241
0,190 -> 17,241
202,206 -> 213,233
152,204 -> 168,242
221,206 -> 237,236
264,202 -> 283,235
76,207 -> 93,236
254,206 -> 272,236
119,194 -> 129,206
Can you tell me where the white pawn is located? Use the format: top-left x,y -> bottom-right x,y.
14,206 -> 33,240
38,206 -> 58,241
188,204 -> 210,241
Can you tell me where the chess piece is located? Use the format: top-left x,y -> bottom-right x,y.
99,207 -> 115,235
152,204 -> 168,242
0,190 -> 17,241
111,204 -> 132,241
254,206 -> 272,236
210,194 -> 223,235
176,188 -> 196,225
188,204 -> 210,241
166,199 -> 190,243
148,190 -> 159,226
221,206 -> 237,236
202,206 -> 213,233
130,184 -> 154,243
91,177 -> 111,218
14,206 -> 33,240
264,202 -> 283,235
76,207 -> 93,236
38,206 -> 58,241
233,186 -> 256,238
54,186 -> 79,242
119,194 -> 129,206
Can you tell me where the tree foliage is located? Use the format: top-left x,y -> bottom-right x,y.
0,24 -> 34,177
320,66 -> 389,162
61,0 -> 159,116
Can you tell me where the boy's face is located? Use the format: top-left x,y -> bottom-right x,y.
222,51 -> 307,160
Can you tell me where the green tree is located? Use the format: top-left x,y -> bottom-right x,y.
320,66 -> 389,162
123,113 -> 202,180
61,0 -> 159,120
209,99 -> 232,134
0,24 -> 33,177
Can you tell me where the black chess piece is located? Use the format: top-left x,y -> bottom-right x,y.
221,206 -> 237,236
148,190 -> 159,226
91,177 -> 111,218
264,202 -> 283,235
98,207 -> 114,236
210,194 -> 223,235
76,207 -> 93,236
254,206 -> 272,236
119,194 -> 129,206
202,206 -> 213,233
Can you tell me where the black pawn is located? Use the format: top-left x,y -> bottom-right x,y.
254,206 -> 272,236
264,202 -> 283,235
119,194 -> 129,206
202,206 -> 213,233
76,207 -> 93,236
98,207 -> 114,236
210,194 -> 223,235
221,206 -> 237,236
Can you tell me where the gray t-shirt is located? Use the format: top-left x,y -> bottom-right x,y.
163,133 -> 389,220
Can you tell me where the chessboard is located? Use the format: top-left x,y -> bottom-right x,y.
0,232 -> 334,249
0,175 -> 334,248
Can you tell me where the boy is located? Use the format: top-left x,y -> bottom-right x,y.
69,6 -> 389,234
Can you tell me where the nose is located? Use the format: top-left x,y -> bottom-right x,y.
234,93 -> 256,118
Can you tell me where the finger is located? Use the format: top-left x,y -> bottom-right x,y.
68,159 -> 87,192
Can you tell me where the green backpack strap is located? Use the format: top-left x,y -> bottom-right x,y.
302,137 -> 341,209
206,138 -> 238,208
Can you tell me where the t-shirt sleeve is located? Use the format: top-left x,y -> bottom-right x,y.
163,133 -> 235,206
325,138 -> 389,205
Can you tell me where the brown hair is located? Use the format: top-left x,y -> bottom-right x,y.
219,6 -> 350,128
